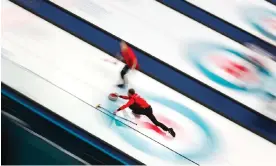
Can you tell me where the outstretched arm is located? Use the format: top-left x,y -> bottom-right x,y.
115,53 -> 124,61
119,95 -> 130,99
115,99 -> 134,114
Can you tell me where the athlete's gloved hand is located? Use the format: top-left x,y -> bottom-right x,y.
114,109 -> 120,115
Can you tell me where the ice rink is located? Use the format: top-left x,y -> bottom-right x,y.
2,0 -> 276,165
50,0 -> 276,121
182,0 -> 276,46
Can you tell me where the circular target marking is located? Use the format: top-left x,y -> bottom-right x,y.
102,91 -> 217,163
187,43 -> 273,92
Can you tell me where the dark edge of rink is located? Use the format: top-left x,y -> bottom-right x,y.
157,0 -> 276,54
1,109 -> 86,165
1,83 -> 144,165
9,0 -> 276,145
265,0 -> 276,6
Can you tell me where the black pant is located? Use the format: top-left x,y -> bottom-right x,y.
130,105 -> 169,131
120,65 -> 130,84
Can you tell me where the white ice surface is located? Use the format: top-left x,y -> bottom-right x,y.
183,0 -> 276,46
49,0 -> 276,120
2,1 -> 276,166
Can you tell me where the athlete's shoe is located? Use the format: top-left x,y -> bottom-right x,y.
168,128 -> 176,137
117,84 -> 125,88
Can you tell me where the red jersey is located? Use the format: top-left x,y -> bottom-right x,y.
121,47 -> 139,69
118,93 -> 150,111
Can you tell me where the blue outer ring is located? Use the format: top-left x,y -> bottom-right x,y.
242,7 -> 276,41
187,43 -> 272,92
102,90 -> 218,163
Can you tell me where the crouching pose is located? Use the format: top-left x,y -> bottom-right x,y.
114,89 -> 176,137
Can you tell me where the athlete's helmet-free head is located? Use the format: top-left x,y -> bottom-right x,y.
128,88 -> 135,96
120,41 -> 128,51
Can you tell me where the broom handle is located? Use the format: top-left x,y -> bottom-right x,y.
96,104 -> 137,125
